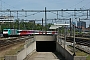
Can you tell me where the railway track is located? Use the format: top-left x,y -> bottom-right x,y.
65,36 -> 90,47
58,36 -> 90,54
0,36 -> 33,51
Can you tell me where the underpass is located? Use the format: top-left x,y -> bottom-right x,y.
24,35 -> 65,60
5,34 -> 86,60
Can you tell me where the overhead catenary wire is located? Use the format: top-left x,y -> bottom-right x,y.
65,0 -> 88,18
0,0 -> 90,23
68,0 -> 86,9
0,0 -> 28,18
0,0 -> 16,9
0,0 -> 2,10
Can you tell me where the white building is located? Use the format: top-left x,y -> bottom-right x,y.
0,16 -> 14,22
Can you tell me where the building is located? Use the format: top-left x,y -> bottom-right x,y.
77,21 -> 86,32
72,22 -> 76,26
85,25 -> 90,32
0,16 -> 14,23
29,20 -> 35,24
89,24 -> 90,28
77,21 -> 86,28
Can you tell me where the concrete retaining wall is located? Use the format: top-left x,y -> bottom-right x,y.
56,42 -> 73,60
34,35 -> 56,41
56,42 -> 86,60
17,41 -> 36,60
5,55 -> 17,60
74,56 -> 86,60
5,41 -> 36,60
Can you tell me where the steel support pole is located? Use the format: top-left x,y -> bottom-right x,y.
58,27 -> 59,43
87,10 -> 88,18
73,25 -> 76,56
70,18 -> 72,36
64,25 -> 66,48
10,11 -> 11,28
0,24 -> 2,31
45,7 -> 47,30
60,28 -> 62,44
42,18 -> 43,31
79,18 -> 81,34
17,11 -> 20,29
57,11 -> 58,20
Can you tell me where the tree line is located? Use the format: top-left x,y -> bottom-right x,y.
0,19 -> 52,32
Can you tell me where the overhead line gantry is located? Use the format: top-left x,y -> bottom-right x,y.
0,9 -> 89,12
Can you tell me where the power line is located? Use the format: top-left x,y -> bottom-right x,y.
0,0 -> 16,9
0,0 -> 2,10
26,12 -> 41,17
68,0 -> 86,9
80,1 -> 90,9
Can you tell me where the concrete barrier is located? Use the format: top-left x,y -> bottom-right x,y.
5,41 -> 36,60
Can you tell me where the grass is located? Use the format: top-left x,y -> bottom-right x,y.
68,45 -> 90,60
75,50 -> 87,56
68,46 -> 87,56
0,43 -> 25,60
86,55 -> 90,60
0,57 -> 4,60
5,44 -> 24,55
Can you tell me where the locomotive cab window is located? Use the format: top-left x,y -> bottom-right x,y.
3,30 -> 8,31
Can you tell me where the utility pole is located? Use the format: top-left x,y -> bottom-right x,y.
73,25 -> 76,56
45,7 -> 47,30
64,22 -> 66,49
70,18 -> 72,36
87,10 -> 88,18
42,18 -> 43,31
17,11 -> 20,30
57,11 -> 58,21
10,11 -> 11,28
0,24 -> 2,32
79,18 -> 81,34
0,0 -> 2,31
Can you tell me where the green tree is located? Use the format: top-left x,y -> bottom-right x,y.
14,20 -> 19,29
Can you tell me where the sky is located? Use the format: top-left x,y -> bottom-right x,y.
0,0 -> 90,27
1,0 -> 90,10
